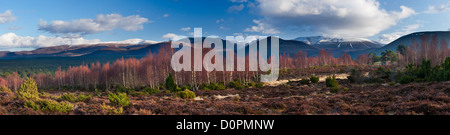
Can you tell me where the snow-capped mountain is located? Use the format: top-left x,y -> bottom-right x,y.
101,39 -> 160,45
294,36 -> 383,55
294,36 -> 381,45
294,36 -> 344,45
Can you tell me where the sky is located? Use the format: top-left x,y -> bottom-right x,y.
0,0 -> 449,51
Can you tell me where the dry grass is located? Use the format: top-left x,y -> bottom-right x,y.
0,67 -> 448,115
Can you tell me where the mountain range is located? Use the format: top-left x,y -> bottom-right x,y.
294,36 -> 384,57
0,31 -> 448,60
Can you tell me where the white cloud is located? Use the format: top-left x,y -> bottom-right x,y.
216,18 -> 224,23
8,26 -> 22,30
244,20 -> 280,34
403,24 -> 420,31
228,4 -> 245,13
161,33 -> 179,40
0,10 -> 16,24
180,27 -> 191,31
0,33 -> 100,49
163,13 -> 170,18
425,2 -> 450,13
230,0 -> 248,3
0,33 -> 159,51
378,24 -> 421,44
246,0 -> 415,37
39,13 -> 149,36
219,26 -> 230,31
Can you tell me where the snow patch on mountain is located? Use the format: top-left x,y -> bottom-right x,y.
102,39 -> 160,45
294,36 -> 381,45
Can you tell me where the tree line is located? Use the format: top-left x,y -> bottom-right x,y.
0,34 -> 448,91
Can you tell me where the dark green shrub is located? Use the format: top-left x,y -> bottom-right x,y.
230,80 -> 245,90
330,87 -> 340,93
394,58 -> 450,83
348,68 -> 364,83
108,92 -> 130,107
208,82 -> 226,90
235,85 -> 245,90
300,78 -> 310,85
175,89 -> 196,99
230,80 -> 241,88
199,84 -> 211,90
365,77 -> 384,83
199,83 -> 225,90
398,75 -> 414,84
418,59 -> 432,79
376,67 -> 391,80
254,83 -> 264,88
143,87 -> 160,95
343,87 -> 349,91
442,57 -> 450,81
310,75 -> 319,83
179,85 -> 192,91
248,82 -> 256,87
389,82 -> 396,86
116,85 -> 132,93
325,75 -> 339,88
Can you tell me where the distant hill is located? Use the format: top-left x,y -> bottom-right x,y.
276,37 -> 321,56
0,37 -> 321,59
0,42 -> 169,59
349,31 -> 450,58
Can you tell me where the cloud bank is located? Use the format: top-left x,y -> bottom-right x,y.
0,33 -> 100,49
39,13 -> 149,37
246,0 -> 415,37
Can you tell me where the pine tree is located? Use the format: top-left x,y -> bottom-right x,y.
17,77 -> 39,100
165,73 -> 177,92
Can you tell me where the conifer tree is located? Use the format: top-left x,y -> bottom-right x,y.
165,73 -> 177,92
18,77 -> 39,100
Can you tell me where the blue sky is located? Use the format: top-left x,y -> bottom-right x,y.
0,0 -> 449,51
